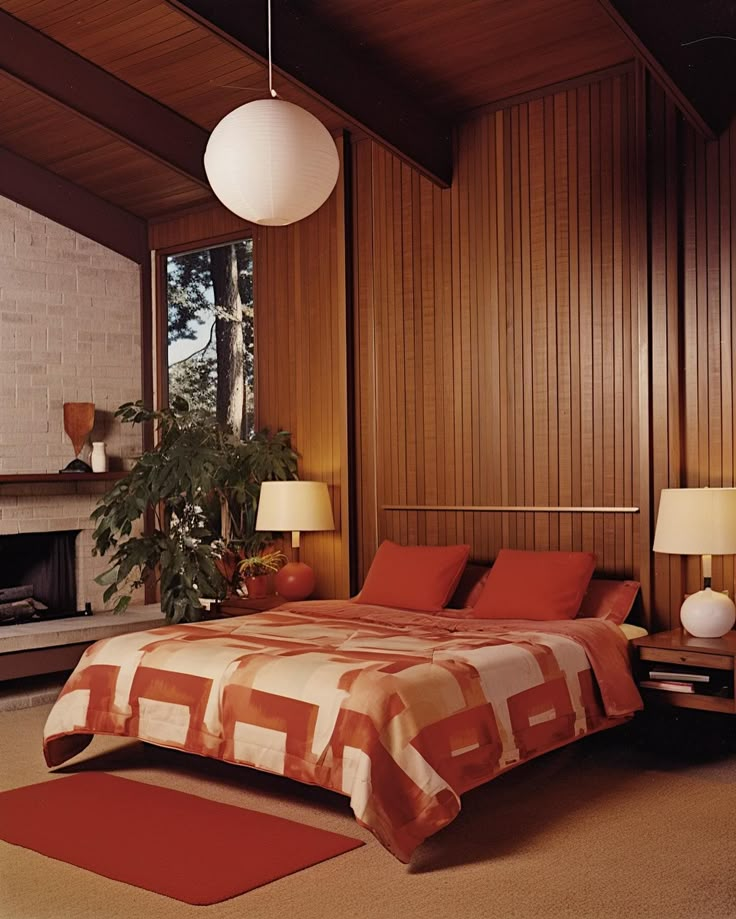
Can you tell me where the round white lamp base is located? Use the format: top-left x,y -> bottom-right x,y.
680,588 -> 736,638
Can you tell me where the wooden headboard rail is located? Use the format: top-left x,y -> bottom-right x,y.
382,505 -> 639,514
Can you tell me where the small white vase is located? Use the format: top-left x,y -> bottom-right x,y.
91,441 -> 108,473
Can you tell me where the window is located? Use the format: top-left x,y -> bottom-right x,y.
166,238 -> 255,437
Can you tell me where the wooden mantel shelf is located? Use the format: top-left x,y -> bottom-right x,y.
0,472 -> 125,484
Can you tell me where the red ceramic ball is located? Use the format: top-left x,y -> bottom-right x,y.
275,562 -> 316,601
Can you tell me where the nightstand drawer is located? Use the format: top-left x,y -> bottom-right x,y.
639,647 -> 734,671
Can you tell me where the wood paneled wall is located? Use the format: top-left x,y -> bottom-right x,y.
353,71 -> 644,590
148,69 -> 736,627
648,79 -> 736,630
149,140 -> 351,600
149,204 -> 252,252
352,139 -> 454,581
254,142 -> 351,600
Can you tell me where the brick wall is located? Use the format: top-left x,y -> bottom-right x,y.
0,195 -> 145,610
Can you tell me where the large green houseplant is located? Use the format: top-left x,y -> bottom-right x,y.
91,398 -> 298,622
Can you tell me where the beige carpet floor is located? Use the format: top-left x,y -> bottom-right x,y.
1,704 -> 735,919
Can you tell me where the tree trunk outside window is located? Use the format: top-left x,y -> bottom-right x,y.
210,244 -> 244,438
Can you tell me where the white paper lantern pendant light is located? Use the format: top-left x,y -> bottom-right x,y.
204,0 -> 340,227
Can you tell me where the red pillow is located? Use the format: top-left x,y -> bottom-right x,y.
576,579 -> 640,625
470,549 -> 596,620
447,564 -> 490,609
356,540 -> 470,612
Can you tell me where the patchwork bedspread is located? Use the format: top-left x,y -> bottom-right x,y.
43,601 -> 642,861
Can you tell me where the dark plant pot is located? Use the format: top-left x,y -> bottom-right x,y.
244,575 -> 271,599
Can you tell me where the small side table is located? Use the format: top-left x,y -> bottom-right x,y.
210,595 -> 284,618
632,628 -> 736,714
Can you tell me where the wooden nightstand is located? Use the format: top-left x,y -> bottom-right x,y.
632,628 -> 736,714
209,595 -> 284,618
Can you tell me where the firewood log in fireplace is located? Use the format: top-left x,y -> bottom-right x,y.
0,585 -> 34,603
0,585 -> 47,624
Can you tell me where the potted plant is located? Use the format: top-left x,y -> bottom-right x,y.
91,397 -> 298,623
237,549 -> 287,598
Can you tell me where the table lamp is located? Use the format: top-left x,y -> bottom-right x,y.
255,480 -> 335,601
653,487 -> 736,637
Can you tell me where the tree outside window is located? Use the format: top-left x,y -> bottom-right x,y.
166,238 -> 254,438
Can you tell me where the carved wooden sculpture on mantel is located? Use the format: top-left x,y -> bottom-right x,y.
61,402 -> 95,473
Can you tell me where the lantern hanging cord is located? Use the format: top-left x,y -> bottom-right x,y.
267,0 -> 277,98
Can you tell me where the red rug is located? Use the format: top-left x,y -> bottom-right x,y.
0,773 -> 364,904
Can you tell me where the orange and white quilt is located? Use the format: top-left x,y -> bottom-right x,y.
43,601 -> 642,861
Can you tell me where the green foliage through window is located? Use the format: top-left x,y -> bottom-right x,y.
167,239 -> 254,437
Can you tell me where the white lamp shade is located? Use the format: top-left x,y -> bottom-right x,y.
653,487 -> 736,556
204,99 -> 340,227
256,481 -> 335,533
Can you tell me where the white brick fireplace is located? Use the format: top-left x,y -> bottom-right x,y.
0,194 -> 145,611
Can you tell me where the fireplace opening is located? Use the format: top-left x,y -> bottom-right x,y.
0,531 -> 81,624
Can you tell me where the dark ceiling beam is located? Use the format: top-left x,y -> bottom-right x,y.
0,9 -> 210,186
168,0 -> 453,188
596,0 -> 720,138
0,147 -> 148,264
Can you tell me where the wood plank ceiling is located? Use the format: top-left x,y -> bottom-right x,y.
0,0 -> 636,229
0,0 -> 727,233
301,0 -> 632,115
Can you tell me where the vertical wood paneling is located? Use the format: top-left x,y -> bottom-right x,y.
649,80 -> 684,632
353,140 -> 379,582
148,204 -> 252,251
648,80 -> 736,629
554,91 -> 571,555
577,84 -> 595,558
149,155 -> 350,600
255,137 -> 350,599
632,61 -> 649,617
149,70 -> 736,630
353,71 -> 642,588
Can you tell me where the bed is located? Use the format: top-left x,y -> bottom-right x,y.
43,596 -> 643,862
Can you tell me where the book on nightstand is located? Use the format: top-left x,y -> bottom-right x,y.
649,670 -> 710,683
640,679 -> 695,694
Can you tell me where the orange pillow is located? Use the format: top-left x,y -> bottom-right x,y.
356,540 -> 471,612
470,549 -> 596,620
576,579 -> 640,625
